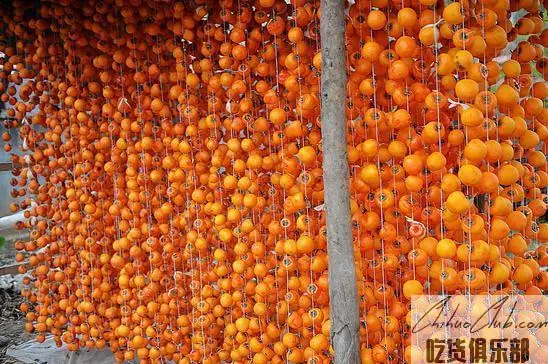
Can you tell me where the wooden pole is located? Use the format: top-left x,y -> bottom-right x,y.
320,1 -> 360,363
0,263 -> 23,276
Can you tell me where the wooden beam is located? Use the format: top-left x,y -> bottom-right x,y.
0,263 -> 23,276
0,162 -> 12,171
320,1 -> 360,363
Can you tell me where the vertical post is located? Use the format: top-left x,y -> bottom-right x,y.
320,1 -> 360,363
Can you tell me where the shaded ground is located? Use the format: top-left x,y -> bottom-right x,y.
0,237 -> 27,363
0,287 -> 28,364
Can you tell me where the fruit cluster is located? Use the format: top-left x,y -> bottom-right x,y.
0,0 -> 546,363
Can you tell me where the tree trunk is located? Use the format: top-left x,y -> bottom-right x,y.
320,1 -> 361,363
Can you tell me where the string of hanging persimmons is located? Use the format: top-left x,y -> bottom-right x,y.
0,0 -> 547,363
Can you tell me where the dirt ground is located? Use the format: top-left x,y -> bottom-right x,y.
0,287 -> 28,364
